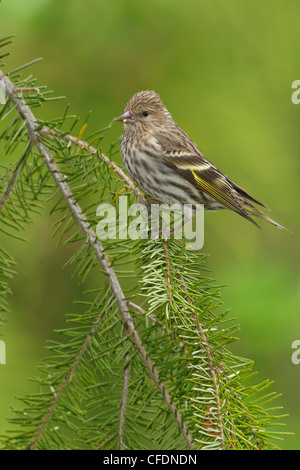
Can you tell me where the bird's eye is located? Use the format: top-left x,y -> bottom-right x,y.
142,111 -> 149,117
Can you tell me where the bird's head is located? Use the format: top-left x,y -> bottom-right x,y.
115,90 -> 172,132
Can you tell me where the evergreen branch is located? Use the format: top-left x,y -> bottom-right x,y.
160,239 -> 225,447
27,310 -> 106,450
0,70 -> 130,323
124,318 -> 194,449
0,70 -> 194,449
144,237 -> 226,448
39,127 -> 146,204
175,266 -> 225,449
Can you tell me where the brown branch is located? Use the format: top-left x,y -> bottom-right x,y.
16,87 -> 40,93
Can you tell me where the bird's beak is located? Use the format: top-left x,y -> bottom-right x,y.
115,110 -> 133,123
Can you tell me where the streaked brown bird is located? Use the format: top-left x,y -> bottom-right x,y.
116,90 -> 288,230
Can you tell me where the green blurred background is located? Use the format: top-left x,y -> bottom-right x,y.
0,0 -> 299,449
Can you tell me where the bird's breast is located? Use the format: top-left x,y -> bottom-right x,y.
120,139 -> 203,207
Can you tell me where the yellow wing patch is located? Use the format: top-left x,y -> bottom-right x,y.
191,170 -> 240,213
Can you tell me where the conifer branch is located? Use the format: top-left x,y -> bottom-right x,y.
0,71 -> 130,322
176,267 -> 225,449
0,70 -> 194,449
39,127 -> 146,204
155,237 -> 225,447
161,238 -> 225,447
124,319 -> 194,449
27,310 -> 106,450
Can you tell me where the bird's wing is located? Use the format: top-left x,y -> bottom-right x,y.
154,130 -> 262,227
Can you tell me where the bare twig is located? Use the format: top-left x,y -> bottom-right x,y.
15,87 -> 40,93
126,300 -> 145,314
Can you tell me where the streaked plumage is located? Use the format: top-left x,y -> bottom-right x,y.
115,90 -> 288,230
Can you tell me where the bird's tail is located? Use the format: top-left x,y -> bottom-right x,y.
242,203 -> 291,232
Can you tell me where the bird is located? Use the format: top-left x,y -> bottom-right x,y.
115,90 -> 288,231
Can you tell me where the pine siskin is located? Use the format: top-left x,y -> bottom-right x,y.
115,90 -> 288,230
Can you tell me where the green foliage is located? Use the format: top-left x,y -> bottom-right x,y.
0,37 -> 290,450
140,240 -> 286,449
